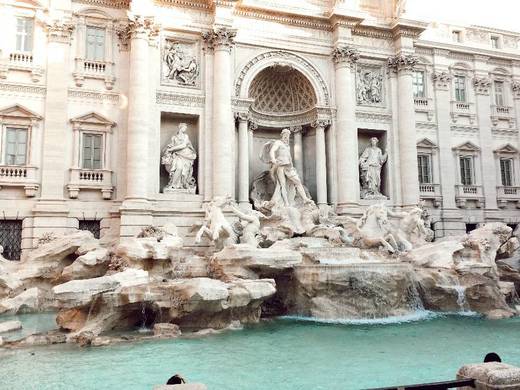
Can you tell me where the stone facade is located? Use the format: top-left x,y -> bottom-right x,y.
0,0 -> 520,257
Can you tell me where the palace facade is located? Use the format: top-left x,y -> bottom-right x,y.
1,0 -> 520,259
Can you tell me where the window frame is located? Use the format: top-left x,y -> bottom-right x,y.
454,75 -> 467,102
500,157 -> 514,187
81,132 -> 103,170
417,154 -> 433,184
452,30 -> 462,43
491,36 -> 500,49
15,16 -> 34,53
494,80 -> 505,107
85,25 -> 106,62
4,127 -> 28,166
412,70 -> 426,99
459,155 -> 475,186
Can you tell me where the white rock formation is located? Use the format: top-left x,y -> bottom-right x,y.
0,320 -> 22,333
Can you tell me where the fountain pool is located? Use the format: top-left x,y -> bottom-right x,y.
2,313 -> 520,390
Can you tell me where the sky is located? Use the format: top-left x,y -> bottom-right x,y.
405,0 -> 520,32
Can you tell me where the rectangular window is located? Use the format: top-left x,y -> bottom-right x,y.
459,156 -> 474,186
412,71 -> 425,98
5,127 -> 27,165
452,31 -> 461,42
417,154 -> 432,184
0,220 -> 23,261
491,36 -> 499,49
16,17 -> 33,52
454,75 -> 466,102
500,158 -> 514,186
494,81 -> 505,106
86,27 -> 105,61
79,220 -> 101,239
82,133 -> 102,169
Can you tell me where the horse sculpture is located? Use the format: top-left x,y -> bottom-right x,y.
195,196 -> 237,249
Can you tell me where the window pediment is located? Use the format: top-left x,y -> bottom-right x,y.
70,112 -> 115,132
0,104 -> 42,121
417,138 -> 438,150
494,143 -> 518,155
453,141 -> 480,153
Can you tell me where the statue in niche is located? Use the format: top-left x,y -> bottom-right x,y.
259,128 -> 313,208
359,137 -> 387,200
161,123 -> 197,193
163,41 -> 199,86
356,69 -> 383,105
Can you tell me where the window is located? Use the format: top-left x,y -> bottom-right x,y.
82,133 -> 102,169
491,36 -> 499,49
466,223 -> 477,233
500,158 -> 514,186
5,127 -> 27,165
452,31 -> 461,42
417,154 -> 432,184
16,17 -> 33,52
412,71 -> 425,98
86,27 -> 105,61
494,81 -> 505,106
454,75 -> 466,102
0,220 -> 23,261
459,156 -> 474,185
79,220 -> 101,239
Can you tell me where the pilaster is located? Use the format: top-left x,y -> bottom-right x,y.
312,119 -> 329,206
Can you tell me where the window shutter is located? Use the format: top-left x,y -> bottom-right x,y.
83,134 -> 92,169
15,129 -> 27,165
25,19 -> 33,52
93,135 -> 102,169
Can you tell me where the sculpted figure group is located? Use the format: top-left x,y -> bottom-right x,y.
192,129 -> 429,253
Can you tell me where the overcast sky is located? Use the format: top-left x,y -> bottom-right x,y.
406,0 -> 520,32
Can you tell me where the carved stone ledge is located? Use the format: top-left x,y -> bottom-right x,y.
432,71 -> 452,90
387,54 -> 418,74
202,27 -> 236,52
473,77 -> 491,95
332,46 -> 360,67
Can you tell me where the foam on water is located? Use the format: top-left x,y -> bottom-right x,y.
280,310 -> 438,325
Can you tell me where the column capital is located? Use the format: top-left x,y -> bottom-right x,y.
116,15 -> 159,48
45,19 -> 75,43
234,112 -> 250,122
432,71 -> 452,91
289,125 -> 303,134
202,27 -> 236,52
511,80 -> 520,100
332,46 -> 360,68
249,121 -> 258,131
473,76 -> 491,95
311,119 -> 330,129
387,54 -> 418,74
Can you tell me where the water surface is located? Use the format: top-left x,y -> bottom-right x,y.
1,314 -> 519,390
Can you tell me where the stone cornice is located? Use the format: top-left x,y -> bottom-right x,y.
156,0 -> 211,10
390,20 -> 427,40
352,26 -> 394,40
416,41 -> 520,64
72,0 -> 130,9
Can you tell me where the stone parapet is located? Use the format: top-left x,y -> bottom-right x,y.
457,362 -> 520,390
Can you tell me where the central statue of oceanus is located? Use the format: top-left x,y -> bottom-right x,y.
258,128 -> 313,208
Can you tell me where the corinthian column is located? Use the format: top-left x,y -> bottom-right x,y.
203,28 -> 236,199
332,46 -> 360,212
125,16 -> 156,202
312,120 -> 329,206
236,112 -> 250,207
388,54 -> 420,207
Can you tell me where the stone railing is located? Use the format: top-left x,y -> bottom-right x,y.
67,168 -> 113,199
497,186 -> 520,208
419,183 -> 442,207
414,97 -> 430,108
73,59 -> 115,89
451,100 -> 472,112
493,105 -> 512,116
455,184 -> 484,208
9,52 -> 33,64
0,165 -> 39,197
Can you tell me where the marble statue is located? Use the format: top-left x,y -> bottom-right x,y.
393,207 -> 429,251
359,137 -> 387,199
161,123 -> 197,193
356,68 -> 383,105
260,128 -> 313,208
163,42 -> 199,85
194,196 -> 236,249
228,203 -> 267,248
353,203 -> 399,253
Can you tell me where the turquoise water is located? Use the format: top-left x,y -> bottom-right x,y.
2,313 -> 520,390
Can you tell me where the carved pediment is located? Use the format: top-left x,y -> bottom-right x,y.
0,104 -> 42,121
70,112 -> 115,126
416,138 -> 437,149
494,143 -> 519,155
453,141 -> 480,152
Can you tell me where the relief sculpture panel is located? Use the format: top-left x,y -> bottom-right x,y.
356,66 -> 384,106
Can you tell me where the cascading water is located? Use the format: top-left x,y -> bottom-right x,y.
452,285 -> 468,312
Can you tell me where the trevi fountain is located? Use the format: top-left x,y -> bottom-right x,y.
2,128 -> 520,389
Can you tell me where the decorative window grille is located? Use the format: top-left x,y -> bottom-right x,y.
16,17 -> 33,52
82,133 -> 102,169
86,27 -> 105,61
500,158 -> 514,187
417,154 -> 432,184
0,220 -> 23,261
454,76 -> 466,102
78,220 -> 101,239
413,71 -> 425,98
494,81 -> 505,107
459,156 -> 474,186
5,127 -> 27,165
